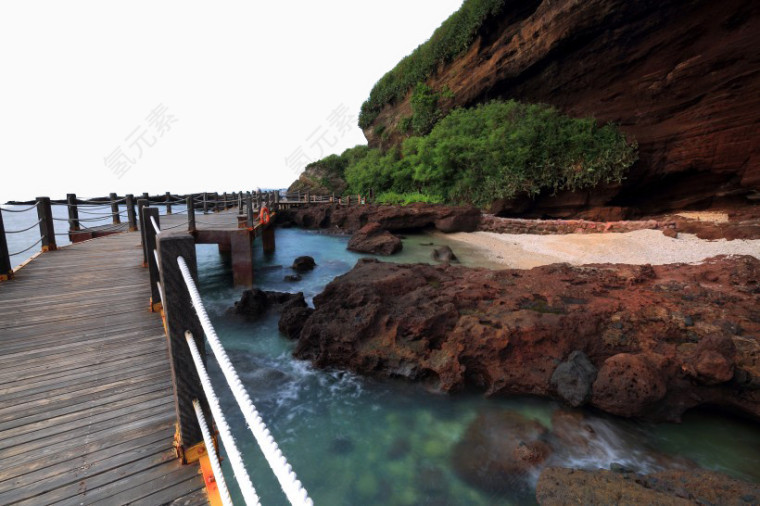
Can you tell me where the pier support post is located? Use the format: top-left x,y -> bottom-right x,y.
0,210 -> 13,280
187,196 -> 196,232
142,206 -> 162,309
110,193 -> 121,224
262,224 -> 275,255
66,193 -> 80,233
166,192 -> 173,215
36,197 -> 56,252
126,194 -> 137,232
157,232 -> 209,461
231,229 -> 254,287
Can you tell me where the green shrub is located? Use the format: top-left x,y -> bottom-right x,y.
374,192 -> 445,205
359,0 -> 506,129
348,100 -> 637,206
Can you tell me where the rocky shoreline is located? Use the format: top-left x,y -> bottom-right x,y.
286,256 -> 760,423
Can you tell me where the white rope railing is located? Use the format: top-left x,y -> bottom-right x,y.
177,256 -> 313,506
151,216 -> 161,235
186,331 -> 261,506
193,399 -> 234,506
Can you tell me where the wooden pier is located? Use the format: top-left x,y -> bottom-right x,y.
0,191 -> 365,505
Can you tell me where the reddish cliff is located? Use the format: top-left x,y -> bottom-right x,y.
365,0 -> 760,214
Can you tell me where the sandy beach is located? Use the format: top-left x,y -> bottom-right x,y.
441,229 -> 760,269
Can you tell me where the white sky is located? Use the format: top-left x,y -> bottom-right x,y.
0,1 -> 463,203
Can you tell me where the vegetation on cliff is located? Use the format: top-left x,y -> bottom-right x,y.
358,0 -> 506,129
314,100 -> 637,207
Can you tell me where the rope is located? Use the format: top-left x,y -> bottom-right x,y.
151,216 -> 161,235
160,221 -> 190,231
178,257 -> 313,506
185,331 -> 261,506
53,216 -> 119,223
5,219 -> 43,234
9,236 -> 45,256
156,281 -> 164,304
153,249 -> 161,272
193,399 -> 234,506
77,208 -> 122,216
1,203 -> 40,213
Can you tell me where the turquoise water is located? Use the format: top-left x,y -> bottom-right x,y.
196,229 -> 760,505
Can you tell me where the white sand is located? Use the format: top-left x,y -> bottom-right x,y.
442,229 -> 760,269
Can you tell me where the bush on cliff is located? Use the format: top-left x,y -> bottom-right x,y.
346,100 -> 637,206
359,0 -> 507,129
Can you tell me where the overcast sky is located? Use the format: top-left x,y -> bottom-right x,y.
0,1 -> 463,203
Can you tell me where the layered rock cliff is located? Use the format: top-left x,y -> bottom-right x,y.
363,0 -> 760,214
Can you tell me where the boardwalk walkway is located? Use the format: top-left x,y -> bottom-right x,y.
0,210 -> 240,505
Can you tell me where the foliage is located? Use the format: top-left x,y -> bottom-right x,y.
359,0 -> 506,129
346,100 -> 637,206
410,83 -> 444,135
374,191 -> 445,205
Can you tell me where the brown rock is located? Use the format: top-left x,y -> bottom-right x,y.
363,0 -> 760,214
294,255 -> 760,421
535,467 -> 760,506
452,411 -> 552,494
347,222 -> 402,255
591,353 -> 667,418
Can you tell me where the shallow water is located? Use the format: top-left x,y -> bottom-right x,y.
197,228 -> 760,505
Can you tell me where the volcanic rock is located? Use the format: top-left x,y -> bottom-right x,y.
294,256 -> 760,421
535,467 -> 760,506
431,245 -> 457,263
347,222 -> 402,255
550,351 -> 597,408
362,0 -> 760,214
279,305 -> 314,340
232,289 -> 307,320
292,256 -> 316,272
452,411 -> 552,494
277,203 -> 481,234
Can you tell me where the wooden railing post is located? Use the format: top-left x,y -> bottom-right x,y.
0,210 -> 13,280
141,206 -> 162,310
110,193 -> 121,224
125,194 -> 138,231
137,199 -> 149,263
186,196 -> 196,232
238,191 -> 243,212
246,193 -> 254,227
36,197 -> 56,252
222,192 -> 228,210
202,193 -> 208,214
66,193 -> 80,232
157,232 -> 208,461
166,192 -> 173,215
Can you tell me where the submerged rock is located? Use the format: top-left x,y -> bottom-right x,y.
284,274 -> 302,282
431,245 -> 458,263
452,411 -> 552,494
347,222 -> 402,255
279,305 -> 314,340
232,289 -> 307,320
292,256 -> 316,272
294,255 -> 760,421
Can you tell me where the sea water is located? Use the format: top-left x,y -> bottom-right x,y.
196,228 -> 760,505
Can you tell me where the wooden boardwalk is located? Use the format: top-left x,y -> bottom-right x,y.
0,210 -> 241,505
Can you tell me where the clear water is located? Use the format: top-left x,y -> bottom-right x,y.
192,229 -> 759,505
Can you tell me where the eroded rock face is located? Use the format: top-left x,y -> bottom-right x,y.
550,351 -> 597,408
347,222 -> 402,255
364,0 -> 760,214
277,203 -> 481,234
535,467 -> 760,506
294,256 -> 760,421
